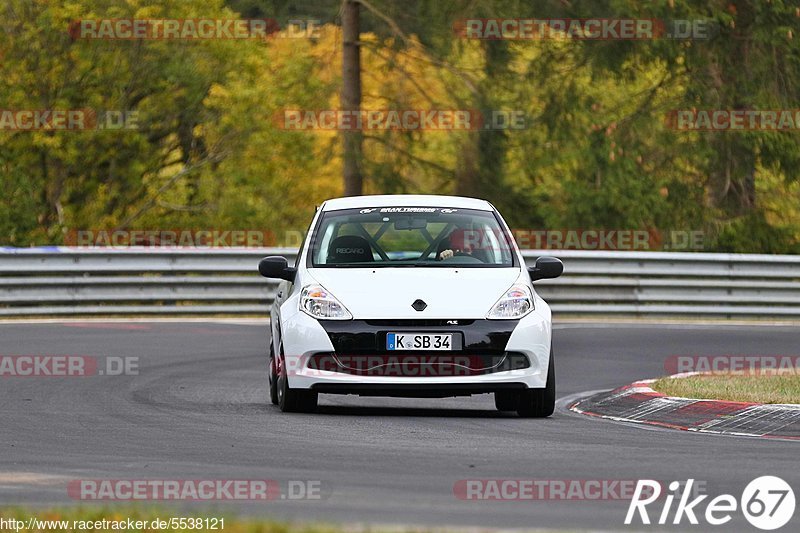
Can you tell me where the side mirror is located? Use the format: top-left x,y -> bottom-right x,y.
528,256 -> 563,281
258,256 -> 297,282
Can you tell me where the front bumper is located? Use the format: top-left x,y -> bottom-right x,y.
279,306 -> 553,393
311,382 -> 528,398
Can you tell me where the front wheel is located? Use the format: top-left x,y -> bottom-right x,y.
517,348 -> 555,418
494,391 -> 518,411
277,350 -> 318,413
268,342 -> 278,405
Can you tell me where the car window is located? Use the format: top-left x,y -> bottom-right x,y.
309,207 -> 515,267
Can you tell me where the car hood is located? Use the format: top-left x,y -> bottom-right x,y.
306,267 -> 523,319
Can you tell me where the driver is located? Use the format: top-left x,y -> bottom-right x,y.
437,228 -> 474,260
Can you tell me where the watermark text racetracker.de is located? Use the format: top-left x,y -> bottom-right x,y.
0,109 -> 139,131
274,109 -> 526,131
286,353 -> 529,378
67,479 -> 328,501
511,228 -> 704,251
454,479 -> 664,501
0,355 -> 138,377
69,18 -> 322,40
454,18 -> 717,40
65,229 -> 276,248
1,516 -> 227,532
665,355 -> 800,376
667,109 -> 800,131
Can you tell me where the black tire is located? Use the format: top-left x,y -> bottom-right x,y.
517,349 -> 555,418
494,391 -> 519,411
277,350 -> 318,413
268,342 -> 278,405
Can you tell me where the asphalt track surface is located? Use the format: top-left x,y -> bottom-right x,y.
1,320 -> 798,532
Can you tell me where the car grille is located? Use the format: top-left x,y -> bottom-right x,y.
306,351 -> 530,377
319,319 -> 520,355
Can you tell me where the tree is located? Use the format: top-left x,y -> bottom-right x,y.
341,0 -> 363,196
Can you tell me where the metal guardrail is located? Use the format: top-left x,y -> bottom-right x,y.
0,247 -> 799,317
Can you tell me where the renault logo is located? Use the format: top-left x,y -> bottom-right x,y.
411,299 -> 427,312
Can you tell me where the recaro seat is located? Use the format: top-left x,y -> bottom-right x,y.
327,235 -> 374,264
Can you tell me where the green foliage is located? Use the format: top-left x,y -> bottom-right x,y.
712,211 -> 800,254
0,0 -> 798,252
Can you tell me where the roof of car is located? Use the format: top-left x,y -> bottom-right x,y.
320,195 -> 494,211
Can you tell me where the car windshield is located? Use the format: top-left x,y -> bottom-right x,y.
309,207 -> 515,267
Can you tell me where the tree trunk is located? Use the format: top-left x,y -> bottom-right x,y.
456,40 -> 508,200
707,0 -> 757,216
341,0 -> 363,196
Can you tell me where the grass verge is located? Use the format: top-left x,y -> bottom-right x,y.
651,374 -> 800,404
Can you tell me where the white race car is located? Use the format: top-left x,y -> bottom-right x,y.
259,195 -> 563,417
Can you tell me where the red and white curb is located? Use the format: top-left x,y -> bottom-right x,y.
569,373 -> 800,440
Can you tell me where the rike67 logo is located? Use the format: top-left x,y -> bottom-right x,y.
626,476 -> 795,530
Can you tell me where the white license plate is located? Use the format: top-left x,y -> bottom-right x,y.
387,333 -> 452,351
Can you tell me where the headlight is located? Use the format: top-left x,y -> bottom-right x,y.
300,284 -> 352,320
486,284 -> 534,319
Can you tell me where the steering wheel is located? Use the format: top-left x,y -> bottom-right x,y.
441,253 -> 484,264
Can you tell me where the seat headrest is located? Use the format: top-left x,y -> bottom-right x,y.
327,235 -> 373,263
